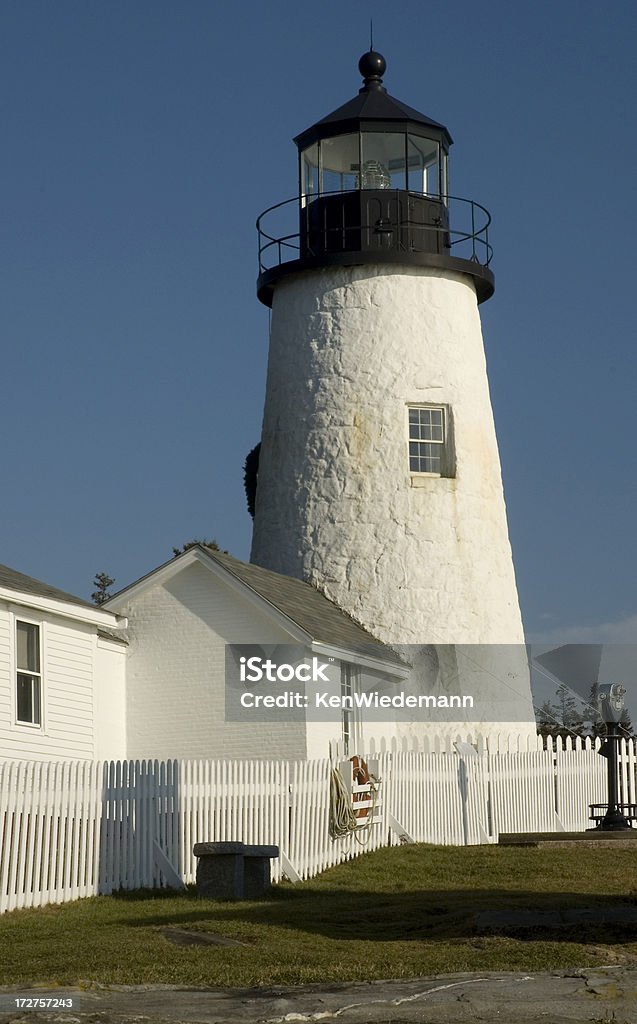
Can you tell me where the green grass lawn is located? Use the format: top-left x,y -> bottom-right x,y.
1,844 -> 637,988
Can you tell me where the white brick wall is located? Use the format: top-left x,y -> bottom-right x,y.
250,264 -> 536,741
251,265 -> 526,647
119,560 -> 310,761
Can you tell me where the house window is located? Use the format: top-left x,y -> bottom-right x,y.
16,620 -> 42,726
341,663 -> 360,754
407,404 -> 453,475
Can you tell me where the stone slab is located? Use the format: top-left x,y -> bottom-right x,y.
243,845 -> 279,858
193,842 -> 246,856
500,830 -> 637,847
193,842 -> 279,857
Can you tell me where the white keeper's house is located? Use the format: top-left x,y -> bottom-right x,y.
0,546 -> 411,763
0,562 -> 127,762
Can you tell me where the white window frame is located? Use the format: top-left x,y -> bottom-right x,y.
13,614 -> 44,729
341,662 -> 361,755
406,403 -> 454,477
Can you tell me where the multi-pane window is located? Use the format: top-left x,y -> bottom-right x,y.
16,621 -> 42,726
341,663 -> 360,754
408,405 -> 446,474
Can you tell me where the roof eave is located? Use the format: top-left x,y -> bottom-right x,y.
0,587 -> 126,629
293,90 -> 452,151
294,121 -> 451,152
311,640 -> 410,678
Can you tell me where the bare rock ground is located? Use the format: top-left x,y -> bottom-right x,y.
1,967 -> 637,1024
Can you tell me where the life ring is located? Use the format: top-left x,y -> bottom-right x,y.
350,755 -> 371,819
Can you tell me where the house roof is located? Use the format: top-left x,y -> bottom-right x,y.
207,548 -> 404,666
0,563 -> 96,611
107,545 -> 405,669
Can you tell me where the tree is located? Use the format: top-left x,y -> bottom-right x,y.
91,571 -> 115,606
536,683 -> 586,741
537,699 -> 560,740
172,539 -> 225,557
554,682 -> 586,735
244,442 -> 260,519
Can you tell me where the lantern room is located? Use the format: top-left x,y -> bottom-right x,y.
256,51 -> 494,305
299,126 -> 446,197
297,51 -> 448,194
295,50 -> 451,262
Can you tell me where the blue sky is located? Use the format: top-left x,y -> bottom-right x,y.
1,0 -> 637,649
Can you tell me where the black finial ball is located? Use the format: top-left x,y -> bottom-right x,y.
359,50 -> 386,81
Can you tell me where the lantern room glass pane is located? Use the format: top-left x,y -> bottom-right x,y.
360,132 -> 406,189
302,143 -> 319,198
320,134 -> 359,193
407,135 -> 440,196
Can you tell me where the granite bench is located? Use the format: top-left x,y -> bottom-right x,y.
193,841 -> 279,900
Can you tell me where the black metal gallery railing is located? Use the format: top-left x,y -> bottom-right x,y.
257,191 -> 493,274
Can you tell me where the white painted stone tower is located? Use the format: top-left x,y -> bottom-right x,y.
249,52 -> 535,730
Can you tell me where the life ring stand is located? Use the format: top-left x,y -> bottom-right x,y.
350,755 -> 371,820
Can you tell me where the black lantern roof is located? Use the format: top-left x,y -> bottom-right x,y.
294,51 -> 453,151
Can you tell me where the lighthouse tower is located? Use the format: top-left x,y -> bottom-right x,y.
250,52 -> 529,679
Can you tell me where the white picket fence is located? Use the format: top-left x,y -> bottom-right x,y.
1,734 -> 635,915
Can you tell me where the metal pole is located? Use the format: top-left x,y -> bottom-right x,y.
600,722 -> 631,831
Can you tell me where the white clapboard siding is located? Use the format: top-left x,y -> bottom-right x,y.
1,738 -> 636,915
